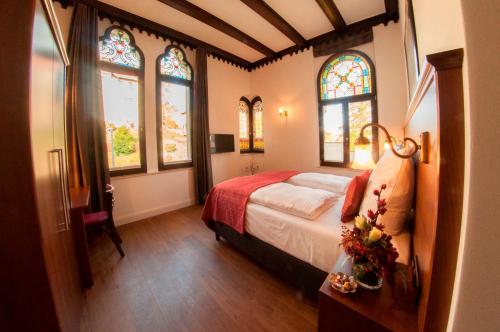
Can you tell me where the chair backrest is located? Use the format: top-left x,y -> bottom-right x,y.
104,184 -> 114,216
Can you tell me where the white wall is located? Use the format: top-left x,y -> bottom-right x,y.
207,58 -> 252,184
449,1 -> 500,331
250,21 -> 407,178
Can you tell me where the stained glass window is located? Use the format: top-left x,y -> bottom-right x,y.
318,52 -> 377,167
157,46 -> 193,169
252,99 -> 264,151
239,100 -> 250,151
160,47 -> 192,81
99,27 -> 145,175
99,28 -> 141,69
320,54 -> 372,100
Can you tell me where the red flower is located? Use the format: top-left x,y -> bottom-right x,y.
379,207 -> 387,215
367,209 -> 376,219
381,184 -> 387,189
377,198 -> 386,207
373,189 -> 380,196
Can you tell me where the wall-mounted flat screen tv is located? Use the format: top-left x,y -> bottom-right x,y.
210,134 -> 235,153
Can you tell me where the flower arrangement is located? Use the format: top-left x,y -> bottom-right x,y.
341,184 -> 399,287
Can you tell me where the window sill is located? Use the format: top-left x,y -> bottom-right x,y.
110,167 -> 147,178
158,161 -> 193,171
240,151 -> 264,154
110,167 -> 193,181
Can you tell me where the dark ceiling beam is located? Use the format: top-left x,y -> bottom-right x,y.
384,0 -> 400,21
52,0 -> 252,70
315,0 -> 346,31
157,0 -> 275,57
239,0 -> 306,46
252,13 -> 396,70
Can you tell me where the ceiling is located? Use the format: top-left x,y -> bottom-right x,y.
96,0 -> 389,62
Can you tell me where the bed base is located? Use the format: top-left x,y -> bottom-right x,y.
207,220 -> 328,299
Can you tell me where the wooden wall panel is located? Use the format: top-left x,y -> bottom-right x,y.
404,49 -> 464,332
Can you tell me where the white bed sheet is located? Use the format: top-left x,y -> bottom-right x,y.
244,196 -> 410,272
245,196 -> 346,273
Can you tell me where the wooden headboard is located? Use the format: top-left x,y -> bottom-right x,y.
404,49 -> 464,332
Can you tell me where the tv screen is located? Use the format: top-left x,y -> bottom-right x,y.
210,134 -> 235,153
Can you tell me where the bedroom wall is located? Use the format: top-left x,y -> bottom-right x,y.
207,58 -> 252,184
53,3 -> 249,225
249,21 -> 407,177
450,1 -> 500,331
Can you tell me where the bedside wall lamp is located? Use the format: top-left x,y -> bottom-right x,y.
351,123 -> 430,170
278,107 -> 288,118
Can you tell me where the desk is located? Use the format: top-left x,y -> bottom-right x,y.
318,266 -> 417,332
70,186 -> 93,288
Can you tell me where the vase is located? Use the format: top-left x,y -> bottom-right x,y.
352,258 -> 383,290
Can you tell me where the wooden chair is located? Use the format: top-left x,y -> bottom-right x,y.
83,184 -> 124,257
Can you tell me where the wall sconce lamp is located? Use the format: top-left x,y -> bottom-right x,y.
278,107 -> 288,118
351,123 -> 430,170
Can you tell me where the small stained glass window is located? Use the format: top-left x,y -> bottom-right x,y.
160,47 -> 192,81
252,100 -> 264,151
238,100 -> 250,151
320,54 -> 372,100
99,28 -> 141,69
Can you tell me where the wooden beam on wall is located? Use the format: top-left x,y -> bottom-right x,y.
384,0 -> 400,21
53,0 -> 252,70
315,0 -> 346,31
240,0 -> 306,46
157,0 -> 275,57
252,13 -> 394,70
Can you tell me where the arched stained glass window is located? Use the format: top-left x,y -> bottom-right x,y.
238,96 -> 264,153
99,28 -> 141,69
318,51 -> 377,167
252,98 -> 264,152
156,46 -> 194,170
238,98 -> 250,152
99,26 -> 146,176
160,47 -> 192,80
320,54 -> 372,100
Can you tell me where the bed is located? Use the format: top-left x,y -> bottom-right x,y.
205,171 -> 411,297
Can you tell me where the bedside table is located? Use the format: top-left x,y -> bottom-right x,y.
318,268 -> 418,332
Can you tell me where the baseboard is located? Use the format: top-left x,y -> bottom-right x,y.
114,199 -> 196,226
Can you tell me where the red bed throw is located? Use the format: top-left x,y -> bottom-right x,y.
201,170 -> 299,234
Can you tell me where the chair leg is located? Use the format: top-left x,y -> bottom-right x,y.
104,226 -> 125,258
108,217 -> 123,244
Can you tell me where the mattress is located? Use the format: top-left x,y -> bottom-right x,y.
244,196 -> 411,273
245,197 -> 346,272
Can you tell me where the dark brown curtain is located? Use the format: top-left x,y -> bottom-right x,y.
192,47 -> 213,204
66,2 -> 109,211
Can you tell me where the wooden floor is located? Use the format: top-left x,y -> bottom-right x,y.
81,205 -> 318,332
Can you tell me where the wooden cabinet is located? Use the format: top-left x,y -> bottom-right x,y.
0,1 -> 82,331
30,1 -> 82,331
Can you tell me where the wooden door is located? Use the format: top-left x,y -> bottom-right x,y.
30,1 -> 81,331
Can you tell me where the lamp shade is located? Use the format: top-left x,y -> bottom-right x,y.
351,143 -> 376,170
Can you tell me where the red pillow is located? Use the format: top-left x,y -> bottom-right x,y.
341,170 -> 372,222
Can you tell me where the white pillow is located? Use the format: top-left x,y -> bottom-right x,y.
358,149 -> 415,235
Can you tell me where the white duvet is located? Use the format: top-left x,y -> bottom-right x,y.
286,172 -> 351,194
249,182 -> 339,220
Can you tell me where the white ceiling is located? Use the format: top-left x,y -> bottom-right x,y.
98,0 -> 387,62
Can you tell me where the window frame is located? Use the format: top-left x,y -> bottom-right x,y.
239,96 -> 252,153
240,96 -> 264,154
250,96 -> 264,153
99,25 -> 147,177
317,50 -> 379,168
155,45 -> 194,171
